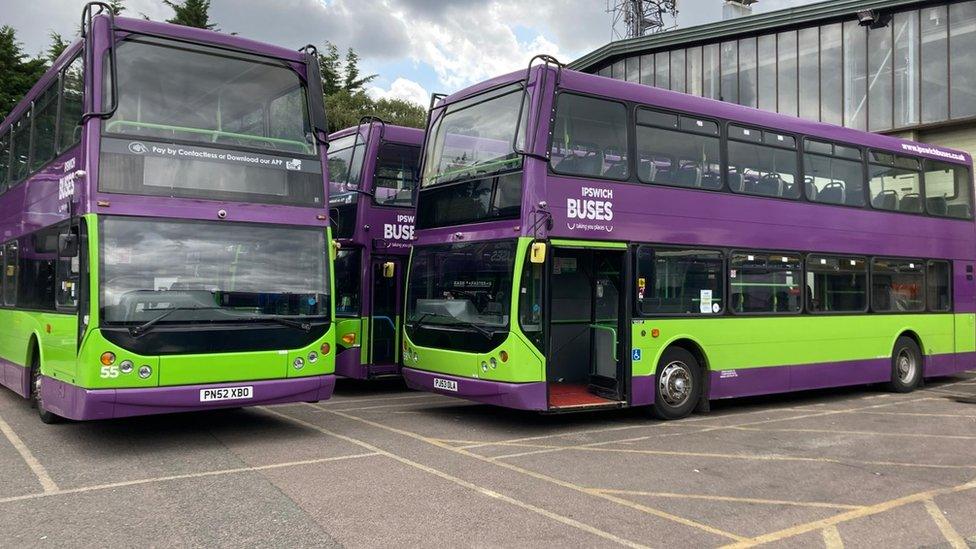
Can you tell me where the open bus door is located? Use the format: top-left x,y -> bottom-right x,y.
545,245 -> 629,410
369,256 -> 403,373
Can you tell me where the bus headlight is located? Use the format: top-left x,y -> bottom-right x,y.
307,351 -> 318,363
320,343 -> 331,355
293,357 -> 305,370
489,358 -> 497,369
481,361 -> 488,372
138,365 -> 152,379
100,352 -> 116,366
119,360 -> 134,374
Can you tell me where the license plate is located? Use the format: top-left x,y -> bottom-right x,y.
433,378 -> 458,392
200,386 -> 253,402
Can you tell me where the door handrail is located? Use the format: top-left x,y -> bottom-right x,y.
589,324 -> 618,362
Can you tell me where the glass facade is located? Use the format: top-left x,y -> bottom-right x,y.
591,1 -> 976,132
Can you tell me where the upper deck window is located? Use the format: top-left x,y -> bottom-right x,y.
869,151 -> 923,214
422,83 -> 526,187
105,37 -> 314,155
727,124 -> 799,199
550,94 -> 629,180
374,142 -> 420,207
327,133 -> 365,206
923,160 -> 973,219
635,107 -> 721,190
803,139 -> 865,207
99,37 -> 323,207
0,131 -> 9,193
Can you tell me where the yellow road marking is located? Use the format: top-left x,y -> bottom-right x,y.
924,498 -> 968,549
731,426 -> 976,440
0,413 -> 57,493
263,407 -> 652,549
320,406 -> 746,542
315,393 -> 446,407
720,478 -> 976,548
822,525 -> 844,549
592,489 -> 864,510
0,452 -> 377,506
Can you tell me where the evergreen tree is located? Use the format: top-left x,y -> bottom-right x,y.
318,42 -> 342,96
0,26 -> 48,120
342,48 -> 375,92
46,32 -> 70,63
164,0 -> 218,30
107,0 -> 126,15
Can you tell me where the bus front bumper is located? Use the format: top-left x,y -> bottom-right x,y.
39,374 -> 336,421
402,367 -> 547,411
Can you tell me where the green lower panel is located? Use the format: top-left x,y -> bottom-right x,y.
632,313 -> 970,375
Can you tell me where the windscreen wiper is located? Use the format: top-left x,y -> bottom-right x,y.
253,315 -> 314,332
409,312 -> 493,339
128,306 -> 222,337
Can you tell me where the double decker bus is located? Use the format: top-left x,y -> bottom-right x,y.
329,120 -> 422,379
0,4 -> 335,422
402,58 -> 976,418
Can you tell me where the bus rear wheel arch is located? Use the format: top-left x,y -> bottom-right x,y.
652,345 -> 703,420
887,335 -> 923,393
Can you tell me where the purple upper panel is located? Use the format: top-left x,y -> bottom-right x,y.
328,123 -> 424,253
414,66 -> 976,269
76,15 -> 327,229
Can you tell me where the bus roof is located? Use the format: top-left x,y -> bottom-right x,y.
329,122 -> 424,146
437,65 -> 971,167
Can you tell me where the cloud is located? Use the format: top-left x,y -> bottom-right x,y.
367,77 -> 429,107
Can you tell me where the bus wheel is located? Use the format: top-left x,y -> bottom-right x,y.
887,336 -> 922,393
652,347 -> 702,420
30,354 -> 62,424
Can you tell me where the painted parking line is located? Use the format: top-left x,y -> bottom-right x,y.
590,489 -> 865,511
318,406 -> 748,543
0,413 -> 57,493
261,406 -> 652,549
719,477 -> 976,548
822,525 -> 844,549
0,452 -> 378,506
923,498 -> 968,549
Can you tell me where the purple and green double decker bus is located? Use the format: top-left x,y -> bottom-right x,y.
402,58 -> 976,419
329,120 -> 422,379
0,4 -> 335,422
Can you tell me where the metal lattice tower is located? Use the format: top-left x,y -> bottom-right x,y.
607,0 -> 679,40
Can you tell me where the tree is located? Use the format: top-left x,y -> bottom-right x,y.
164,0 -> 217,30
0,26 -> 48,120
46,32 -> 70,63
107,0 -> 126,15
315,43 -> 424,132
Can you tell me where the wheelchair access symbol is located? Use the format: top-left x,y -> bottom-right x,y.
632,349 -> 642,361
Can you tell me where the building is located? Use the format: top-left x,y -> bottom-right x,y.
570,0 -> 976,157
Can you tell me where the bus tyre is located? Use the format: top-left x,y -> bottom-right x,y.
30,354 -> 62,425
887,336 -> 922,393
652,347 -> 702,420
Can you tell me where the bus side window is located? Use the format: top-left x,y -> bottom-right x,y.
518,249 -> 544,351
56,225 -> 81,310
58,55 -> 84,153
0,130 -> 10,194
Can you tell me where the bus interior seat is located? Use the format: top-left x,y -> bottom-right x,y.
603,158 -> 628,179
873,190 -> 898,210
675,165 -> 702,187
927,196 -> 948,216
899,193 -> 921,212
557,144 -> 602,176
818,181 -> 845,204
754,174 -> 783,197
638,157 -> 658,182
947,203 -> 971,218
728,171 -> 744,193
804,177 -> 817,199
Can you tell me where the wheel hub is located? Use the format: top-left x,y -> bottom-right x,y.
659,361 -> 693,407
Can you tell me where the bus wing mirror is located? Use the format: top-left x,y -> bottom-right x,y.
530,242 -> 547,264
58,233 -> 79,258
383,261 -> 396,278
303,51 -> 329,141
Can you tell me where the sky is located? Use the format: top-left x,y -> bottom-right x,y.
0,0 -> 819,106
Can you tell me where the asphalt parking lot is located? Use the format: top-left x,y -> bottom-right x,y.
1,372 -> 974,548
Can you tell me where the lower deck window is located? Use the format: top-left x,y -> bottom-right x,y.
805,255 -> 867,313
730,252 -> 802,313
926,260 -> 952,312
636,247 -> 724,315
872,258 -> 925,312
